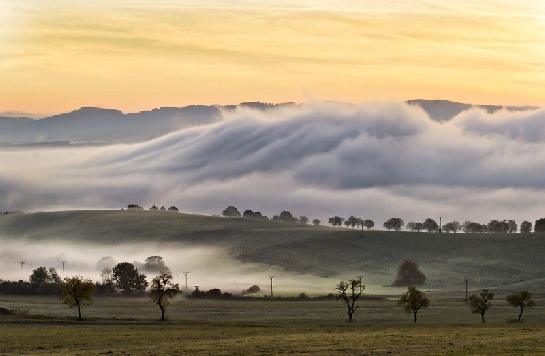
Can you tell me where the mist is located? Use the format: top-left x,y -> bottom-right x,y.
0,238 -> 346,295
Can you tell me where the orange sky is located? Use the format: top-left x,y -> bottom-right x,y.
1,0 -> 544,114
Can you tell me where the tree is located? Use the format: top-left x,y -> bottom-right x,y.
347,216 -> 358,228
60,276 -> 95,321
312,218 -> 321,226
398,286 -> 430,323
112,262 -> 148,295
506,290 -> 535,322
144,256 -> 169,273
167,206 -> 179,212
406,222 -> 416,231
336,278 -> 365,322
392,260 -> 426,287
344,220 -> 351,228
520,221 -> 532,234
487,220 -> 509,233
422,218 -> 439,233
328,216 -> 344,226
383,218 -> 404,231
30,267 -> 60,286
274,211 -> 297,223
299,216 -> 309,225
506,220 -> 518,233
150,271 -> 180,321
534,218 -> 545,232
414,222 -> 424,232
222,206 -> 241,217
363,220 -> 374,230
443,221 -> 461,233
469,289 -> 494,323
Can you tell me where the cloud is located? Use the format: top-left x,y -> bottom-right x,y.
1,102 -> 545,223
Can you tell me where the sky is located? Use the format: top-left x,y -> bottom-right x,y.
1,0 -> 545,114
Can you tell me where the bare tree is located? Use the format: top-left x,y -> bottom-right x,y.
150,271 -> 181,321
336,278 -> 365,322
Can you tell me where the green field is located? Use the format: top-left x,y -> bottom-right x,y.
1,295 -> 545,355
1,210 -> 544,290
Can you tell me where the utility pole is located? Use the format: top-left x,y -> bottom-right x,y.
19,261 -> 26,270
465,279 -> 468,304
269,275 -> 274,298
60,261 -> 66,272
183,272 -> 189,290
439,216 -> 442,233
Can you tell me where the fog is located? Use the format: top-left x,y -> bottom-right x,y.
0,238 -> 345,295
2,101 -> 545,223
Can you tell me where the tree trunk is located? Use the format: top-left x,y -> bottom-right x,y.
413,310 -> 417,323
481,312 -> 485,323
77,302 -> 82,321
160,305 -> 165,321
518,307 -> 523,322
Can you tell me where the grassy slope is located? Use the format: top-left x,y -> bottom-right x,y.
1,210 -> 544,289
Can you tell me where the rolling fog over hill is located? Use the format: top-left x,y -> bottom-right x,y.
0,100 -> 537,146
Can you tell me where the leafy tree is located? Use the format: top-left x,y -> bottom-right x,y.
60,276 -> 95,321
443,221 -> 461,233
469,289 -> 494,323
328,216 -> 344,226
414,222 -> 424,232
520,221 -> 532,234
506,290 -> 535,322
150,271 -> 180,321
506,220 -> 518,233
30,267 -> 60,286
383,218 -> 404,231
112,262 -> 148,296
347,216 -> 358,228
299,216 -> 309,225
149,205 -> 159,210
336,278 -> 365,322
274,211 -> 297,223
423,218 -> 439,233
406,222 -> 416,231
463,221 -> 484,233
392,260 -> 426,287
167,206 -> 179,212
487,220 -> 509,233
363,219 -> 374,230
398,286 -> 430,323
144,256 -> 169,273
222,206 -> 241,217
312,218 -> 321,226
344,220 -> 351,228
534,218 -> 545,232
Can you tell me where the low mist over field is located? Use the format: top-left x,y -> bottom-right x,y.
0,238 -> 337,294
1,102 -> 545,223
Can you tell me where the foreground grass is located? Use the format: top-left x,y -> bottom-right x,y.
1,321 -> 544,355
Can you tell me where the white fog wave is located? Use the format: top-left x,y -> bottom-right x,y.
1,101 -> 545,223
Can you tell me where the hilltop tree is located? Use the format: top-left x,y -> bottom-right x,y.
443,221 -> 461,233
336,278 -> 365,322
222,206 -> 241,217
384,218 -> 404,231
398,286 -> 430,323
312,218 -> 321,226
392,260 -> 426,287
363,219 -> 374,230
60,276 -> 95,321
520,221 -> 532,234
506,220 -> 518,233
112,262 -> 148,296
423,218 -> 439,233
299,216 -> 309,225
347,216 -> 358,228
506,290 -> 535,322
150,271 -> 181,321
469,289 -> 494,323
328,216 -> 344,226
274,211 -> 298,223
